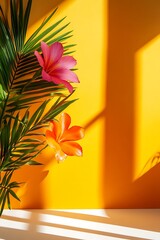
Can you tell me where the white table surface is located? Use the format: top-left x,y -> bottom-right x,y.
0,209 -> 160,240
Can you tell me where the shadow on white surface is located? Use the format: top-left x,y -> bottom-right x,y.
0,209 -> 160,240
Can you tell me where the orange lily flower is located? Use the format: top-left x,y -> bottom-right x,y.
46,113 -> 84,162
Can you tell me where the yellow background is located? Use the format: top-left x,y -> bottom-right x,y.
3,0 -> 160,208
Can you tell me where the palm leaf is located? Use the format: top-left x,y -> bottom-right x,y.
0,0 -> 77,215
0,171 -> 21,215
0,0 -> 74,121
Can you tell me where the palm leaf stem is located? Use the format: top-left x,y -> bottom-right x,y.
0,53 -> 25,127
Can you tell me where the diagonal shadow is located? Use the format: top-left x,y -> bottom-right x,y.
104,0 -> 160,208
28,0 -> 73,27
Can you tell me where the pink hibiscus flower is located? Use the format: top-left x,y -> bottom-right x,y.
46,112 -> 84,162
34,41 -> 79,93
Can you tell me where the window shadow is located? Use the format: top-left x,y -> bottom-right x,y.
104,0 -> 160,208
28,0 -> 73,27
0,209 -> 160,240
2,0 -> 70,26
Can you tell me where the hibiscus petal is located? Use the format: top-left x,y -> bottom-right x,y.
60,126 -> 85,142
34,51 -> 44,67
60,141 -> 83,156
51,76 -> 74,93
58,56 -> 77,69
59,80 -> 74,93
49,42 -> 63,65
42,69 -> 53,82
41,42 -> 50,67
54,68 -> 79,83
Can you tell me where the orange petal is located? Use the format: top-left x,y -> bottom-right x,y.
60,141 -> 83,157
60,126 -> 84,142
50,120 -> 61,140
55,149 -> 67,162
46,130 -> 60,150
46,130 -> 67,162
59,112 -> 71,136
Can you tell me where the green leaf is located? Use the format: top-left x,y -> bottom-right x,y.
9,189 -> 20,201
1,122 -> 10,157
10,0 -> 18,46
10,113 -> 20,146
23,7 -> 58,51
0,84 -> 7,101
23,0 -> 32,41
0,0 -> 77,215
26,160 -> 43,165
41,98 -> 77,123
0,171 -> 21,215
7,192 -> 11,209
0,192 -> 7,216
24,99 -> 50,133
27,22 -> 71,53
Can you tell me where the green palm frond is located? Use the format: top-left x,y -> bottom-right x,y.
0,0 -> 75,123
0,171 -> 21,215
0,0 -> 77,215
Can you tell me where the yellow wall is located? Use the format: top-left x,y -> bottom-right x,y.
8,0 -> 160,208
104,0 -> 160,208
12,0 -> 107,209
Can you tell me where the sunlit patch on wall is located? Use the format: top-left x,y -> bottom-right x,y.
134,34 -> 160,180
